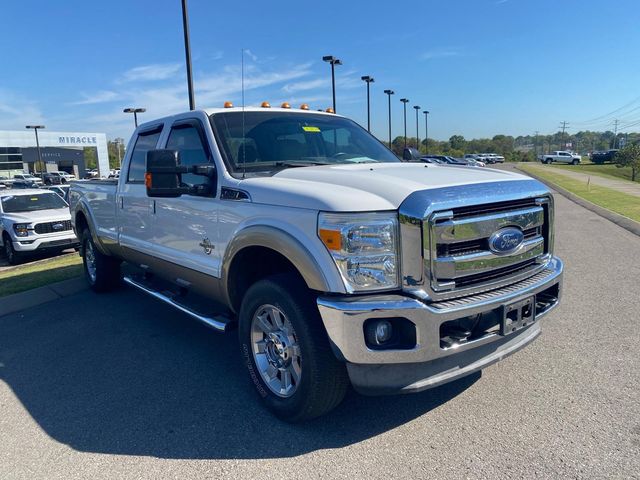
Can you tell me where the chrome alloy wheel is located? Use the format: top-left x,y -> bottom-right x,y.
85,239 -> 97,283
250,304 -> 302,397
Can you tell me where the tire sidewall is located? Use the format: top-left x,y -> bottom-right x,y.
238,277 -> 324,420
81,229 -> 97,287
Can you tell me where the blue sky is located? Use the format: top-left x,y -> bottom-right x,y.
1,0 -> 639,142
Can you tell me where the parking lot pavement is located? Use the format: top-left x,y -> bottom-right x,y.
0,193 -> 639,480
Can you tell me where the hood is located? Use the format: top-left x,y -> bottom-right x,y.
239,163 -> 533,211
2,208 -> 71,224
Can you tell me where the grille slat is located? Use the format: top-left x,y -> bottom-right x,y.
34,220 -> 72,234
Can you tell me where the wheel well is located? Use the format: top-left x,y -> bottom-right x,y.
227,246 -> 306,313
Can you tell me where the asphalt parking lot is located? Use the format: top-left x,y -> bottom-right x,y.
0,193 -> 639,479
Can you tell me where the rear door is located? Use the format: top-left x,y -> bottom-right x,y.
117,125 -> 163,257
150,118 -> 220,277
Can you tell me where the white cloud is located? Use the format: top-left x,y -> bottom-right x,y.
282,78 -> 327,93
118,63 -> 182,83
69,90 -> 119,105
421,47 -> 462,61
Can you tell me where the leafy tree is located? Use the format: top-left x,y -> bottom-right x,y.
615,143 -> 640,181
449,135 -> 466,150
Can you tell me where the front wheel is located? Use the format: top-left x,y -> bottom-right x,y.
81,228 -> 120,292
2,233 -> 19,265
239,274 -> 349,422
572,159 -> 579,165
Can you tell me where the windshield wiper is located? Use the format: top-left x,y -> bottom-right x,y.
273,161 -> 331,168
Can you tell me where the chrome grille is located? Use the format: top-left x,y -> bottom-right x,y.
426,199 -> 550,299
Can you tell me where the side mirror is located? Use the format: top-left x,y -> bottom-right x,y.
145,149 -> 216,198
402,147 -> 422,161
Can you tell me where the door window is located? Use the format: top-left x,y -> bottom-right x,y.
127,128 -> 162,183
166,123 -> 211,187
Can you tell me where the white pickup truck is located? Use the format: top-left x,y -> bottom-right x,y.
540,151 -> 581,164
69,106 -> 563,421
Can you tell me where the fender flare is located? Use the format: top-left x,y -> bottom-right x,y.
73,201 -> 110,256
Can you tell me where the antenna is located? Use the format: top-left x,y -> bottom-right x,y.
241,48 -> 246,179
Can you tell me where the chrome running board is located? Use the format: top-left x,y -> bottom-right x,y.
123,275 -> 230,332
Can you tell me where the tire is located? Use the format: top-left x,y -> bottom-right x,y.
238,273 -> 349,422
572,159 -> 579,165
81,228 -> 120,292
2,233 -> 19,265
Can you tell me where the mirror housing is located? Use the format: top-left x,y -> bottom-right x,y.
402,147 -> 422,161
145,149 -> 216,198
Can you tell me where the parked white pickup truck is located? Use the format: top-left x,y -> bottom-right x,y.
69,106 -> 563,421
540,151 -> 581,164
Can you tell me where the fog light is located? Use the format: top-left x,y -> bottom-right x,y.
374,320 -> 393,344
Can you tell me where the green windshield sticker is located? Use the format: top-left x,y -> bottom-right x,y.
302,126 -> 320,132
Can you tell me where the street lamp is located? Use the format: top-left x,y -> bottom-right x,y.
413,105 -> 421,150
25,125 -> 45,177
181,0 -> 195,110
322,55 -> 342,113
423,111 -> 430,154
400,98 -> 409,149
361,76 -> 375,132
383,90 -> 394,147
114,138 -> 123,168
123,108 -> 146,128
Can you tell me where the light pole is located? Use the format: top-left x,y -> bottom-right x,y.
181,0 -> 195,110
400,98 -> 409,149
361,76 -> 374,132
322,55 -> 342,113
413,105 -> 421,150
25,125 -> 45,177
114,138 -> 123,168
384,90 -> 394,147
123,108 -> 146,128
423,110 -> 430,154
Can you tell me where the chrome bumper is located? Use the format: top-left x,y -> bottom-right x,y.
317,257 -> 563,394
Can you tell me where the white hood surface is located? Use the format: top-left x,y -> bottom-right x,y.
240,163 -> 534,211
2,208 -> 71,224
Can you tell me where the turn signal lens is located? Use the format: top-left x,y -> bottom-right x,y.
223,101 -> 233,108
261,101 -> 271,108
319,229 -> 342,251
145,173 -> 152,188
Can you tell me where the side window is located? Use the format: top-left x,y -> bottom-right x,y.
127,128 -> 162,183
166,123 -> 210,186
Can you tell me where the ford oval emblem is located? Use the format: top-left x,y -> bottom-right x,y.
488,227 -> 524,254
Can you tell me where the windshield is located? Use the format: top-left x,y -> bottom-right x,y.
210,111 -> 399,176
1,192 -> 68,213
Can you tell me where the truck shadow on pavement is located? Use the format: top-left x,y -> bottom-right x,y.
0,288 -> 479,460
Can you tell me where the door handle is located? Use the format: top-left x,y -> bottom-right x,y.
119,196 -> 124,209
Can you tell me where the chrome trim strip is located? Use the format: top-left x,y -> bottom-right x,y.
123,276 -> 229,332
433,237 -> 544,280
434,206 -> 544,244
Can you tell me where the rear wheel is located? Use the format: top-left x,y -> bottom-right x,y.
81,228 -> 120,292
239,274 -> 349,422
571,159 -> 579,165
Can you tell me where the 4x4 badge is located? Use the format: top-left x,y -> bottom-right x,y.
199,237 -> 214,255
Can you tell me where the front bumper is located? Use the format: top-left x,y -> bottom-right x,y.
11,232 -> 79,253
317,256 -> 563,395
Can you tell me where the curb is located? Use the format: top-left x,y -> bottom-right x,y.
0,276 -> 88,318
515,166 -> 640,237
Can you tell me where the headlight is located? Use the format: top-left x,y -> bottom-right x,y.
13,223 -> 30,237
318,212 -> 399,292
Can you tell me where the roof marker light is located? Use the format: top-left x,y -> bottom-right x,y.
224,101 -> 233,108
281,102 -> 291,109
325,107 -> 335,114
300,104 -> 309,110
261,101 -> 271,108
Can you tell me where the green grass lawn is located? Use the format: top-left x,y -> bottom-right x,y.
552,162 -> 639,183
0,253 -> 83,297
518,164 -> 640,223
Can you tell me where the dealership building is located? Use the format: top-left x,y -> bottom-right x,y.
0,130 -> 109,178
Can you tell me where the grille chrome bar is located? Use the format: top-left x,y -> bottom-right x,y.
434,206 -> 544,244
433,237 -> 544,280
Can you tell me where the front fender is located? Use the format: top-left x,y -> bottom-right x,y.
220,225 -> 347,306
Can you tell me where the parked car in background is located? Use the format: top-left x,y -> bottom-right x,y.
44,185 -> 71,202
464,158 -> 486,167
0,176 -> 14,188
486,153 -> 505,163
84,169 -> 99,179
424,155 -> 468,165
12,173 -> 44,186
0,189 -> 78,264
591,149 -> 618,164
43,171 -> 75,184
540,151 -> 581,165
